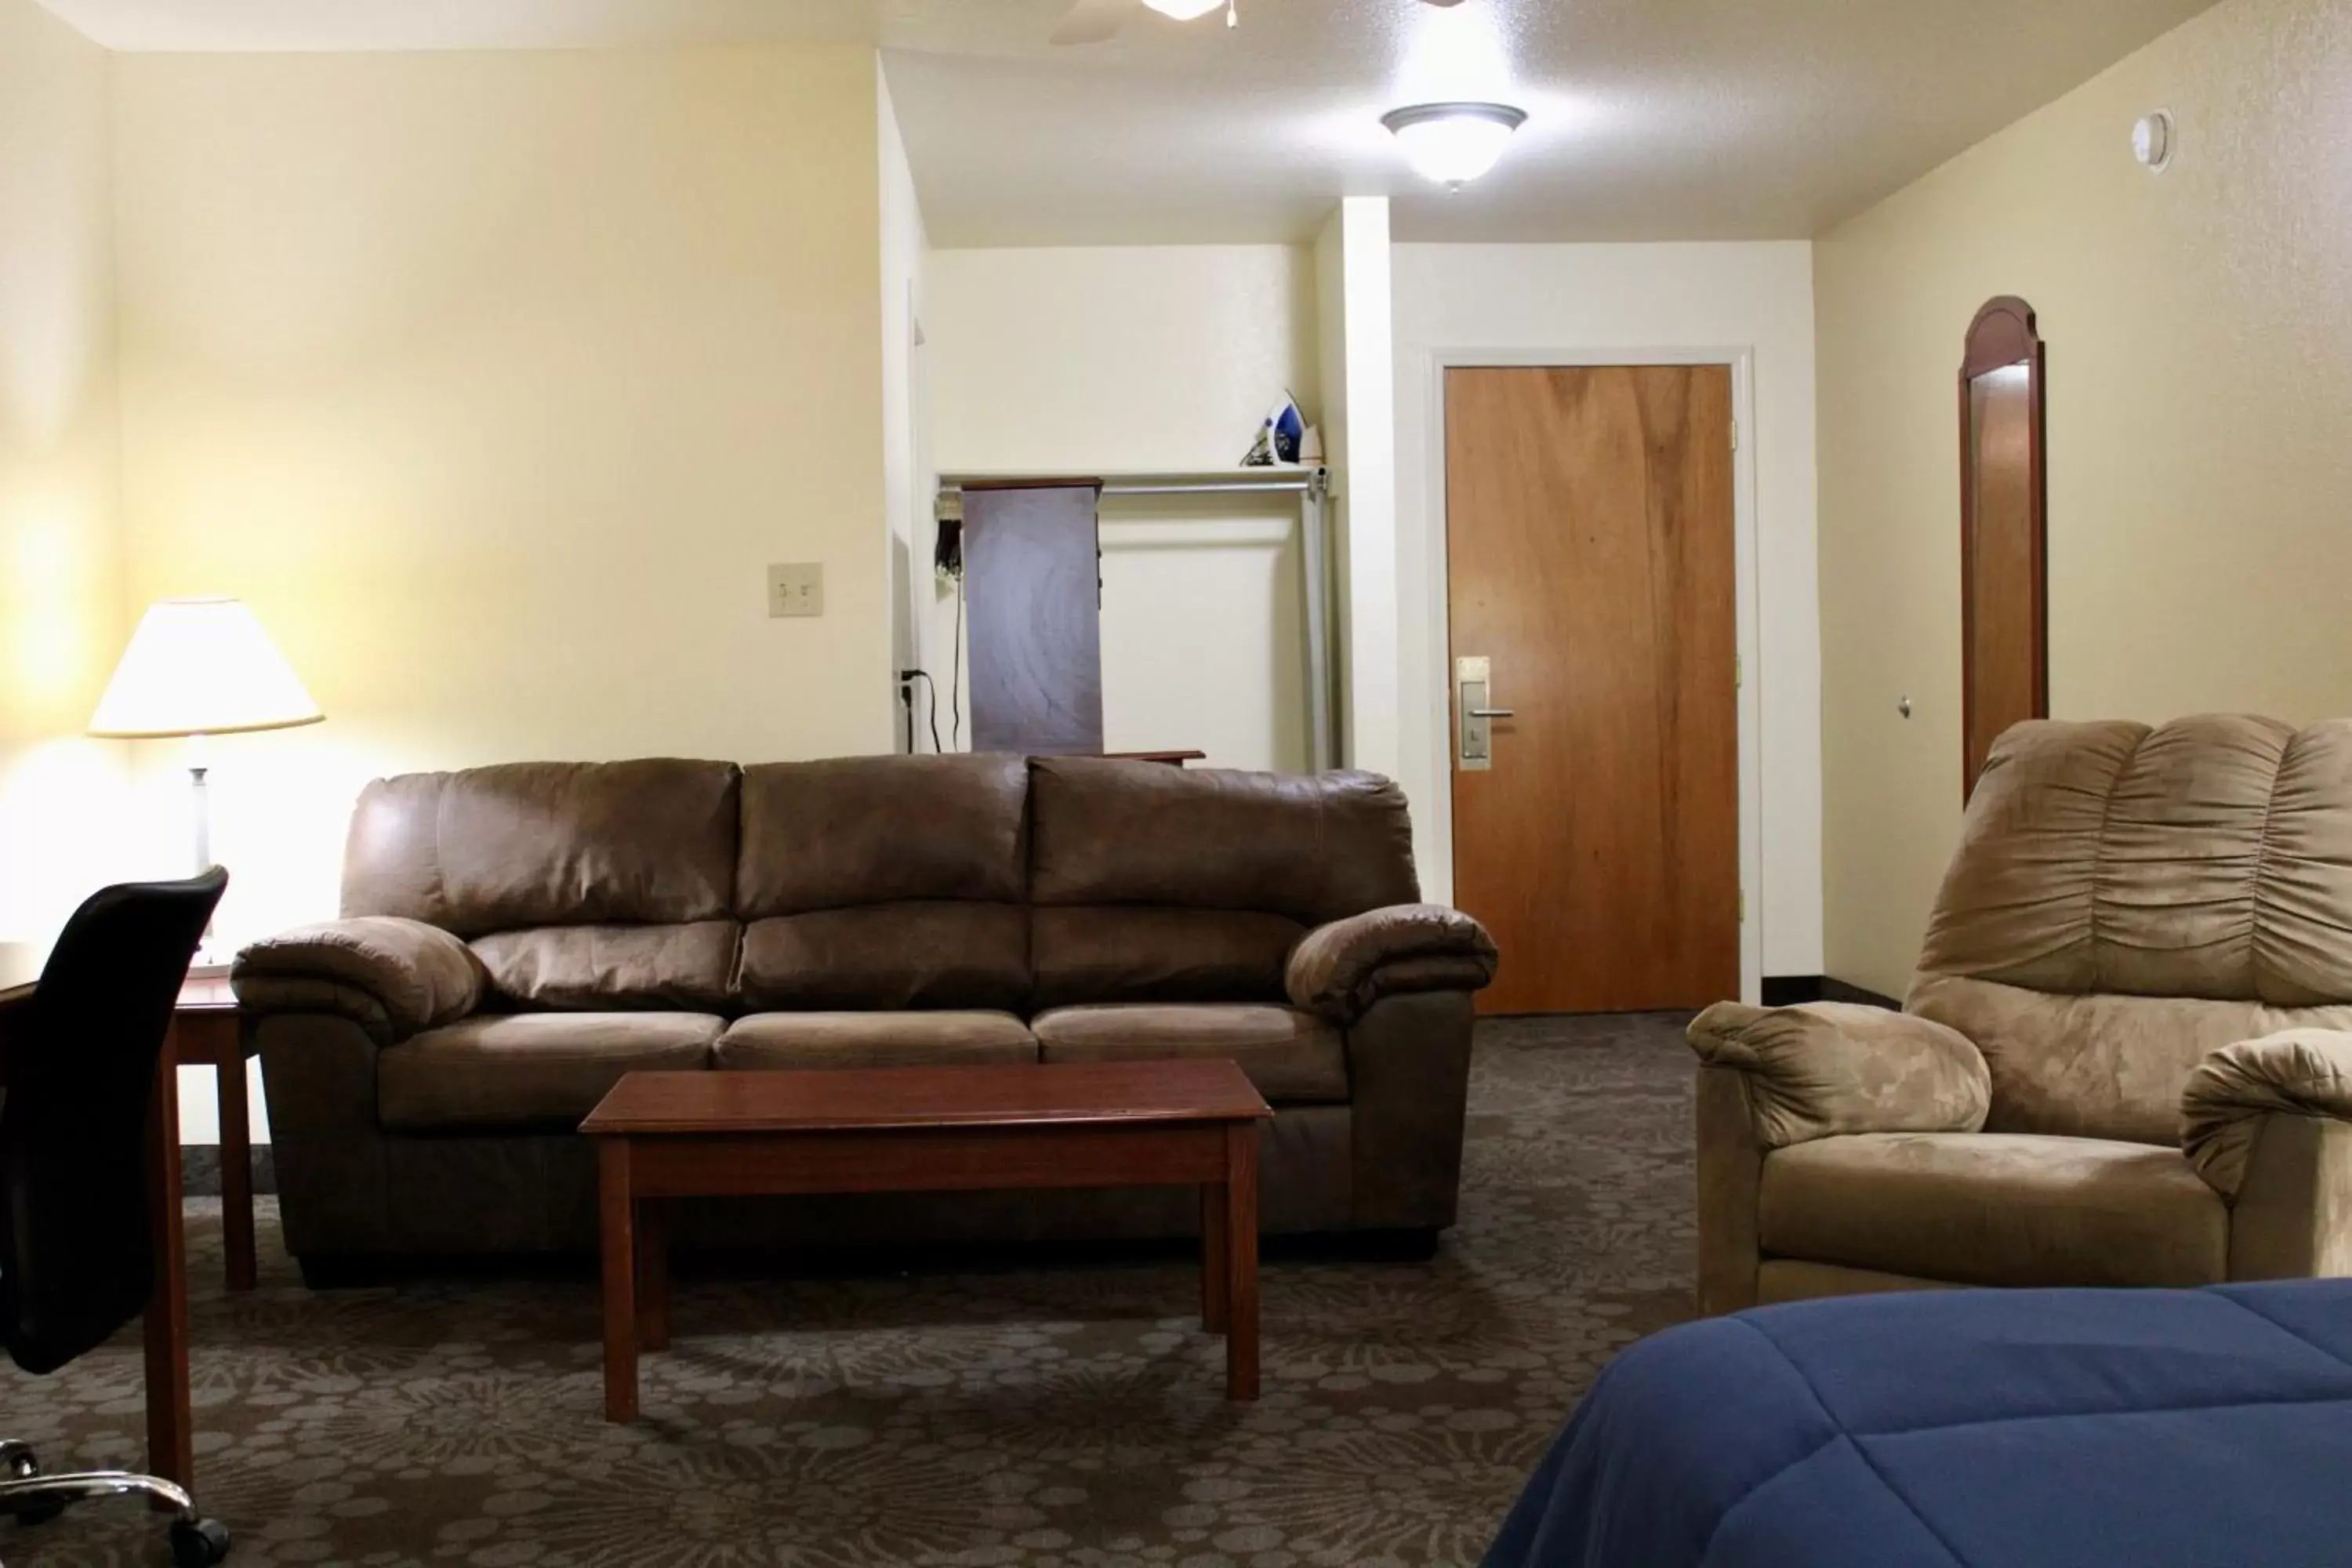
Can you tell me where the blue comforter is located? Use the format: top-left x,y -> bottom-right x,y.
1485,1281 -> 2352,1567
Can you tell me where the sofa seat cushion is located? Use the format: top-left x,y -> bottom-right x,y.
716,1011 -> 1038,1071
1031,1004 -> 1348,1105
1759,1131 -> 2228,1289
378,1011 -> 721,1131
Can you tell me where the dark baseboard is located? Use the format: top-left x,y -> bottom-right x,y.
1761,975 -> 1901,1011
180,1145 -> 278,1198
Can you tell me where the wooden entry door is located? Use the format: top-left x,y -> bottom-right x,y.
1446,365 -> 1740,1014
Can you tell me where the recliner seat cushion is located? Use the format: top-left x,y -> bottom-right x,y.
1031,1003 -> 1348,1104
1907,972 -> 2352,1145
716,1011 -> 1038,1071
378,1012 -> 721,1131
1758,1131 -> 2228,1289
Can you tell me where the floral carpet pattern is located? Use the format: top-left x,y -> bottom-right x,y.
1,1014 -> 1697,1567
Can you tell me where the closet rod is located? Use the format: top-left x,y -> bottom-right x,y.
937,469 -> 1327,505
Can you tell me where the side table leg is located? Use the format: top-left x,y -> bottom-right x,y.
637,1198 -> 670,1352
144,1045 -> 194,1487
597,1139 -> 638,1422
1224,1123 -> 1260,1402
1200,1181 -> 1229,1333
216,1054 -> 256,1292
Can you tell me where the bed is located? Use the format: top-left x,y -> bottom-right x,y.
1484,1281 -> 2352,1567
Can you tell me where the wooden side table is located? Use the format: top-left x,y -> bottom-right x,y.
171,977 -> 261,1293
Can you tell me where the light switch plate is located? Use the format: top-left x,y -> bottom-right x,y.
767,562 -> 824,619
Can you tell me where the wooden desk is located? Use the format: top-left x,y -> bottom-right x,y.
1103,750 -> 1209,767
0,942 -> 209,1489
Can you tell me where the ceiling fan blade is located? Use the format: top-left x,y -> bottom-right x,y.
1051,0 -> 1138,45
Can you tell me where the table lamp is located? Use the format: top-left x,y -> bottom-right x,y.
88,597 -> 323,958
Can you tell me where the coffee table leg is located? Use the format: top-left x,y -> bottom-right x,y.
1200,1181 -> 1229,1333
637,1198 -> 670,1352
598,1139 -> 638,1422
217,1052 -> 256,1292
1224,1123 -> 1259,1401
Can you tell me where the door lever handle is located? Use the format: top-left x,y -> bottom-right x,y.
1456,656 -> 1508,771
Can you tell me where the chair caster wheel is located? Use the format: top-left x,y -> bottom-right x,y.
170,1515 -> 231,1566
0,1443 -> 61,1525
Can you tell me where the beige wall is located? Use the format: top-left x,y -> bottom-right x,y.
925,244 -> 1323,770
1816,0 -> 2352,996
0,0 -> 132,944
110,46 -> 895,944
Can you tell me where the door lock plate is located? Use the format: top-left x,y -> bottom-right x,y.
1457,655 -> 1496,771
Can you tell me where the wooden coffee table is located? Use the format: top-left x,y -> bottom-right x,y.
579,1059 -> 1275,1421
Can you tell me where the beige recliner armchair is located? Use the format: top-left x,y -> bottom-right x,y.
1693,714 -> 2352,1312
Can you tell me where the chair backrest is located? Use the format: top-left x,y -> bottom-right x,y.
1907,716 -> 2352,1144
1,869 -> 226,1374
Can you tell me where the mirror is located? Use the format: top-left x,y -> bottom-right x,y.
1960,296 -> 2047,797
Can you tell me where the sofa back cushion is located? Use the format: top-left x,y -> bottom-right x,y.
735,755 -> 1031,1009
346,759 -> 741,931
471,922 -> 739,1011
737,755 -> 1027,914
343,759 -> 742,1008
1027,759 -> 1418,1005
1913,714 -> 2352,1140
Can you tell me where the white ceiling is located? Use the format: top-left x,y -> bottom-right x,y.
41,0 -> 2215,246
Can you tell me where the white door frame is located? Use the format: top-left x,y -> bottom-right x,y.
1418,347 -> 1764,1007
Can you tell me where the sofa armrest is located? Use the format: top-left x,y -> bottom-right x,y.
1286,904 -> 1497,1023
233,916 -> 483,1045
2182,1030 -> 2352,1200
1686,1001 -> 1990,1149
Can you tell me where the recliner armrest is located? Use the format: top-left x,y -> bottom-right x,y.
1686,1001 -> 1990,1149
233,916 -> 483,1045
2183,1029 -> 2352,1199
1286,904 -> 1497,1023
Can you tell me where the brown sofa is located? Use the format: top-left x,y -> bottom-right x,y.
233,753 -> 1497,1277
1690,714 -> 2352,1312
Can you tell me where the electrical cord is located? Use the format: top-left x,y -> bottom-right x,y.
902,670 -> 942,753
951,570 -> 965,750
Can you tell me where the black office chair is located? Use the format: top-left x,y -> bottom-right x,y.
0,869 -> 231,1566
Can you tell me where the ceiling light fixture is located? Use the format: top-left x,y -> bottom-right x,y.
1381,101 -> 1527,188
1142,0 -> 1225,19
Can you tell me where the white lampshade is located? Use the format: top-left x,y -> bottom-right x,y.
1142,0 -> 1224,16
1382,102 -> 1528,187
89,597 -> 324,739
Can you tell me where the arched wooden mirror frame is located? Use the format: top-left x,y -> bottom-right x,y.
1959,296 -> 2048,797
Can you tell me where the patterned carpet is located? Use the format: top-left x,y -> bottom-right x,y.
0,1014 -> 1697,1567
